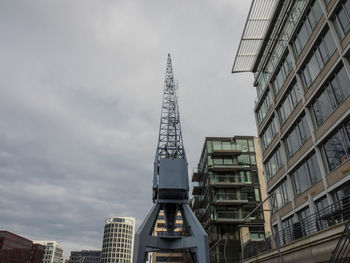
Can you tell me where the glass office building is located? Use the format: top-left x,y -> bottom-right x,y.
233,0 -> 350,261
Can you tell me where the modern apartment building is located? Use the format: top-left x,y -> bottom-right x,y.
101,217 -> 135,263
69,250 -> 101,263
150,211 -> 184,263
34,241 -> 63,263
233,0 -> 350,262
191,136 -> 269,263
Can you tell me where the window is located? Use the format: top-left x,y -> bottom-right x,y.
273,53 -> 293,95
321,119 -> 350,172
311,65 -> 350,127
291,152 -> 322,195
272,180 -> 290,211
248,139 -> 255,152
256,89 -> 272,124
315,196 -> 329,229
298,207 -> 313,235
281,216 -> 295,244
236,139 -> 249,152
292,0 -> 323,57
256,72 -> 271,100
278,80 -> 302,124
264,145 -> 284,179
285,114 -> 311,158
333,0 -> 350,38
301,29 -> 337,89
261,116 -> 278,150
238,154 -> 251,166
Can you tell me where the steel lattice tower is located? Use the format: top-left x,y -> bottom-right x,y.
133,54 -> 209,263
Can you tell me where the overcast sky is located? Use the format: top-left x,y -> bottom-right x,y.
0,0 -> 256,257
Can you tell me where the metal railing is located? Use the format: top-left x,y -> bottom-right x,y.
243,196 -> 350,259
329,221 -> 350,262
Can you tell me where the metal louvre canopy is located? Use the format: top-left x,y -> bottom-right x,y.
232,0 -> 280,73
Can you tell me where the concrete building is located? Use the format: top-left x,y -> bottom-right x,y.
69,250 -> 101,263
150,211 -> 184,263
34,241 -> 63,263
191,136 -> 269,263
233,0 -> 350,262
101,217 -> 135,263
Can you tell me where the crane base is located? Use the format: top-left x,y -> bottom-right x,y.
133,203 -> 210,263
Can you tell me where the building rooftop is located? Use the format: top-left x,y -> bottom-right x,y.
232,0 -> 279,73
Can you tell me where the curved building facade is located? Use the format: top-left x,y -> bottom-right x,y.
101,217 -> 135,263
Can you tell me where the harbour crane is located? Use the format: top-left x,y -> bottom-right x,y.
133,54 -> 210,263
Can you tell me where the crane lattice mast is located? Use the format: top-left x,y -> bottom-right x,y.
157,54 -> 185,160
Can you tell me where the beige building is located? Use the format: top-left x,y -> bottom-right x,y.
101,217 -> 135,263
233,0 -> 350,262
150,211 -> 184,263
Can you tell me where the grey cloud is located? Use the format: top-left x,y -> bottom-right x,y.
0,0 -> 254,257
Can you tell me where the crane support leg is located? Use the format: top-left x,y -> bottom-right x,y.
180,204 -> 210,263
133,203 -> 161,263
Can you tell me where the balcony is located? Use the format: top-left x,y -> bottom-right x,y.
214,211 -> 250,223
212,175 -> 252,187
214,193 -> 249,205
212,144 -> 242,156
192,168 -> 200,182
210,164 -> 251,172
192,182 -> 202,195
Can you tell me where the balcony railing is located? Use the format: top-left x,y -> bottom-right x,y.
214,193 -> 248,202
242,196 -> 350,260
213,175 -> 252,184
216,211 -> 250,220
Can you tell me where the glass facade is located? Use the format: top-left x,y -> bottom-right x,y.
273,53 -> 293,95
292,0 -> 323,57
301,28 -> 337,89
256,90 -> 272,124
321,119 -> 350,172
264,145 -> 283,179
277,80 -> 301,124
261,116 -> 278,150
311,65 -> 350,127
284,114 -> 311,158
234,0 -> 350,258
291,152 -> 322,195
333,0 -> 350,38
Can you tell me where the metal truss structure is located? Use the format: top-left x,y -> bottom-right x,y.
133,54 -> 209,263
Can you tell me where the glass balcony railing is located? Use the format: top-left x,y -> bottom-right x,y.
214,193 -> 248,202
213,175 -> 252,184
212,144 -> 243,151
215,211 -> 250,220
